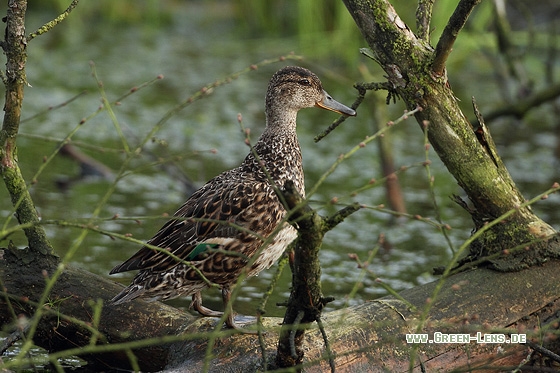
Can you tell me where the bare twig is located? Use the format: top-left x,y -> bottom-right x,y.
314,81 -> 392,142
316,314 -> 336,373
290,310 -> 305,359
432,0 -> 482,77
20,90 -> 88,123
525,340 -> 560,365
0,323 -> 28,355
415,0 -> 435,41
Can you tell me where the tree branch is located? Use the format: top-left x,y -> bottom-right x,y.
276,181 -> 325,368
0,0 -> 54,256
343,0 -> 558,267
415,0 -> 435,42
276,181 -> 361,369
27,0 -> 81,41
324,203 -> 362,231
432,0 -> 482,77
481,80 -> 560,122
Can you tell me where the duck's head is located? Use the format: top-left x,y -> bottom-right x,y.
265,66 -> 356,119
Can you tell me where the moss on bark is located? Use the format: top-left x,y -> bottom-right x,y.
0,0 -> 54,256
342,0 -> 559,268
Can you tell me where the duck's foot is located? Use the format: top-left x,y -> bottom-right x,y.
225,313 -> 261,335
190,292 -> 223,317
221,287 -> 262,334
190,289 -> 263,334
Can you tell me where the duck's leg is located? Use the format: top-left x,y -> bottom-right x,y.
221,286 -> 258,334
221,286 -> 237,328
190,292 -> 223,317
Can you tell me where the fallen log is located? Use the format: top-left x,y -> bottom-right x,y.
166,258 -> 560,372
1,245 -> 559,372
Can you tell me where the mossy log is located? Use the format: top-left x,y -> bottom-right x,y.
1,245 -> 559,372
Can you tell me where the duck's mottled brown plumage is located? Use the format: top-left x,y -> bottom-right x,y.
109,66 -> 356,330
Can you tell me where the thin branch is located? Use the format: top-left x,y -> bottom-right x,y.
27,0 -> 80,41
525,340 -> 560,365
314,81 -> 392,142
316,315 -> 335,373
290,310 -> 305,359
491,0 -> 531,101
324,203 -> 361,231
309,106 -> 421,199
481,81 -> 560,122
432,0 -> 482,77
545,18 -> 559,83
20,90 -> 88,123
415,0 -> 435,41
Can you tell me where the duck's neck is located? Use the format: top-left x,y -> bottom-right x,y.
242,109 -> 305,196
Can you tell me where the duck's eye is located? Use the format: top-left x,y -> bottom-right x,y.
298,78 -> 311,86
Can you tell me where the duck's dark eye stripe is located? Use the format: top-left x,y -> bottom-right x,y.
281,78 -> 310,84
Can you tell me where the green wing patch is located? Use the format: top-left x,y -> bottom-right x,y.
187,243 -> 219,261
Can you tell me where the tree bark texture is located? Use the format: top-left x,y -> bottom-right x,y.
276,181 -> 328,368
341,0 -> 559,269
0,0 -> 53,256
2,245 -> 559,371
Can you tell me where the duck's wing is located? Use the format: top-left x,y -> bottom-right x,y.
109,177 -> 283,274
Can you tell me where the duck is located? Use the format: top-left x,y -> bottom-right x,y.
109,66 -> 356,331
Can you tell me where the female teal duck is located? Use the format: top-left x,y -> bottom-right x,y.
109,66 -> 356,330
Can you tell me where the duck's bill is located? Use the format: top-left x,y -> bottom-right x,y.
316,90 -> 356,116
